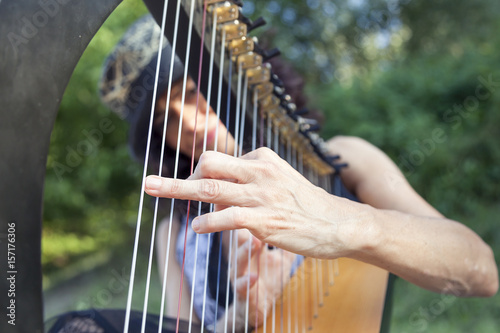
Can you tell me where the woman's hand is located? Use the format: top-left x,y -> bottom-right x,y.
144,147 -> 364,259
230,230 -> 296,328
144,144 -> 498,297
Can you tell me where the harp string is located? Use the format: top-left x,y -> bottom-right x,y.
286,142 -> 292,333
191,9 -> 219,333
223,224 -> 234,333
231,61 -> 244,333
201,24 -> 226,332
208,40 -> 229,333
252,89 -> 261,331
260,110 -> 268,333
232,230 -> 239,333
200,22 -> 227,333
280,249 -> 284,332
177,0 -> 209,330
126,0 -> 341,331
152,0 -> 191,330
292,145 -> 299,333
170,0 -> 202,329
213,230 -> 225,331
123,0 -> 172,331
238,74 -> 249,157
240,73 -> 252,333
132,0 -> 207,331
264,115 -> 274,333
298,151 -> 308,333
167,0 -> 203,331
312,170 -> 324,310
224,51 -> 241,333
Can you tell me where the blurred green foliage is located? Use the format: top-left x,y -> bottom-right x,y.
43,0 -> 499,331
43,0 -> 149,277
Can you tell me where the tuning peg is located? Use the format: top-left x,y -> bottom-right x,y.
252,40 -> 280,65
294,108 -> 309,116
333,162 -> 349,172
248,16 -> 267,32
325,155 -> 341,163
270,73 -> 284,88
306,123 -> 321,132
279,98 -> 297,115
262,47 -> 280,61
231,0 -> 244,7
298,117 -> 316,132
300,118 -> 320,132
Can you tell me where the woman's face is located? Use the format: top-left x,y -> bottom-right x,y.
155,77 -> 236,160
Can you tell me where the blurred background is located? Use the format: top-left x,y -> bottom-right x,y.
43,0 -> 500,331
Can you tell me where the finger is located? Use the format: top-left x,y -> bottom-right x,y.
239,146 -> 276,161
189,151 -> 256,183
240,147 -> 302,179
213,203 -> 229,212
235,240 -> 252,278
145,176 -> 253,207
235,273 -> 258,296
236,238 -> 261,277
237,232 -> 263,250
237,229 -> 252,246
191,206 -> 255,234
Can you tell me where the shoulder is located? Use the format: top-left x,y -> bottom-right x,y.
326,135 -> 394,175
327,135 -> 383,157
326,135 -> 408,197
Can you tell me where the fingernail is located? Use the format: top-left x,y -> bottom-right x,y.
192,219 -> 200,232
146,176 -> 162,190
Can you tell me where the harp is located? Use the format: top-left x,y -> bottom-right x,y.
0,0 -> 390,332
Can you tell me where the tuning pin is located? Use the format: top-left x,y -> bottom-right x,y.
283,94 -> 292,102
298,117 -> 314,131
270,73 -> 284,88
294,108 -> 309,116
253,40 -> 280,59
248,16 -> 267,32
262,47 -> 281,61
285,101 -> 297,113
333,162 -> 349,172
325,155 -> 341,163
280,98 -> 297,115
274,85 -> 285,95
306,123 -> 321,132
300,118 -> 320,132
231,0 -> 244,7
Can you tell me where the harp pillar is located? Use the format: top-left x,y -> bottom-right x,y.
0,0 -> 122,331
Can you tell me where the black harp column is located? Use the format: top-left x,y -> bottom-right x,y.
0,0 -> 122,332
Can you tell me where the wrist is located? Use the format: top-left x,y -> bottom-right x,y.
338,200 -> 382,261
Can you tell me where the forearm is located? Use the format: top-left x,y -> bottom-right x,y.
327,136 -> 497,296
341,202 -> 498,297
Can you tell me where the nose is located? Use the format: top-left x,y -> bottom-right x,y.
180,104 -> 204,133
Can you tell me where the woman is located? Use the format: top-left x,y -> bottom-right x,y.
100,14 -> 300,331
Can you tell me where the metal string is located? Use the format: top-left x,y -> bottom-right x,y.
185,0 -> 214,328
122,0 -> 171,331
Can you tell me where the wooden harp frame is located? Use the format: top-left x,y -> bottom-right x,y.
0,0 -> 393,332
